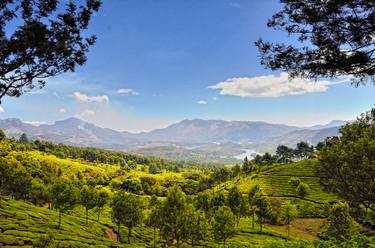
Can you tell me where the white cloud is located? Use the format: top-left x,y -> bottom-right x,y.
212,97 -> 217,100
0,106 -> 4,113
59,108 -> 66,113
117,88 -> 139,96
72,92 -> 109,103
208,73 -> 329,98
197,100 -> 208,105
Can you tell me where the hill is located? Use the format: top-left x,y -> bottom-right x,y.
0,117 -> 345,163
0,137 -> 347,247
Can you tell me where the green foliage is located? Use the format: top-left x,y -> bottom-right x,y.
248,184 -> 261,229
276,145 -> 294,163
19,133 -> 29,144
0,128 -> 6,141
256,0 -> 375,85
318,108 -> 375,213
294,142 -> 313,159
0,155 -> 32,199
111,190 -> 143,243
282,203 -> 298,239
213,206 -> 236,246
321,202 -> 356,241
227,186 -> 243,220
288,177 -> 301,188
159,185 -> 189,247
121,178 -> 143,194
95,189 -> 109,222
296,182 -> 310,198
254,193 -> 270,232
195,191 -> 212,218
0,0 -> 101,103
29,178 -> 49,206
185,205 -> 209,247
80,185 -> 99,225
49,178 -> 79,228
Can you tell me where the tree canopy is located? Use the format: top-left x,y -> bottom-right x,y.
256,0 -> 375,85
318,108 -> 375,211
0,0 -> 101,103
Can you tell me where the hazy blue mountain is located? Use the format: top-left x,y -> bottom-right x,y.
307,120 -> 347,130
252,126 -> 341,153
0,117 -> 137,149
0,117 -> 346,162
137,119 -> 300,143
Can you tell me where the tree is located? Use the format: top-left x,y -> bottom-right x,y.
282,203 -> 298,239
111,191 -> 143,243
29,178 -> 49,206
315,141 -> 325,152
317,108 -> 375,212
95,189 -> 109,222
321,202 -> 355,241
231,164 -> 241,178
254,193 -> 270,232
213,206 -> 236,246
195,191 -> 212,219
0,129 -> 6,141
159,185 -> 189,247
185,205 -> 209,247
0,156 -> 32,199
256,0 -> 375,85
80,185 -> 97,225
276,145 -> 294,163
120,178 -> 142,194
296,182 -> 310,199
211,191 -> 226,211
0,0 -> 101,103
294,141 -> 313,159
146,204 -> 162,248
227,186 -> 243,223
288,177 -> 301,188
19,133 -> 29,143
248,185 -> 261,229
49,178 -> 79,228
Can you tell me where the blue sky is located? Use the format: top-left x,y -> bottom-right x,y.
1,0 -> 375,132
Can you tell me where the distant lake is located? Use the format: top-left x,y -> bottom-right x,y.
233,148 -> 257,160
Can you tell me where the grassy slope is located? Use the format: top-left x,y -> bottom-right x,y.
0,197 -> 141,247
214,159 -> 337,203
0,155 -> 338,247
207,159 -> 339,244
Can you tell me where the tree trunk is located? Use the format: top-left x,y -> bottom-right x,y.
153,227 -> 156,248
260,219 -> 263,233
252,213 -> 255,229
117,223 -> 121,241
224,238 -> 226,247
59,210 -> 62,229
85,208 -> 88,225
128,227 -> 132,244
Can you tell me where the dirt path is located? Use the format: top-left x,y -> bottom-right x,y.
104,228 -> 118,241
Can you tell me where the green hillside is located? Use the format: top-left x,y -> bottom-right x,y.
0,137 -> 373,247
0,155 -> 336,247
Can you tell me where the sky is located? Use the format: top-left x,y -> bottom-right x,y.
1,0 -> 375,132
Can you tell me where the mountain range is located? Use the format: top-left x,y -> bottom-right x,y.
0,117 -> 347,162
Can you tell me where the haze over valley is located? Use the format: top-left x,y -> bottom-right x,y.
0,117 -> 346,163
